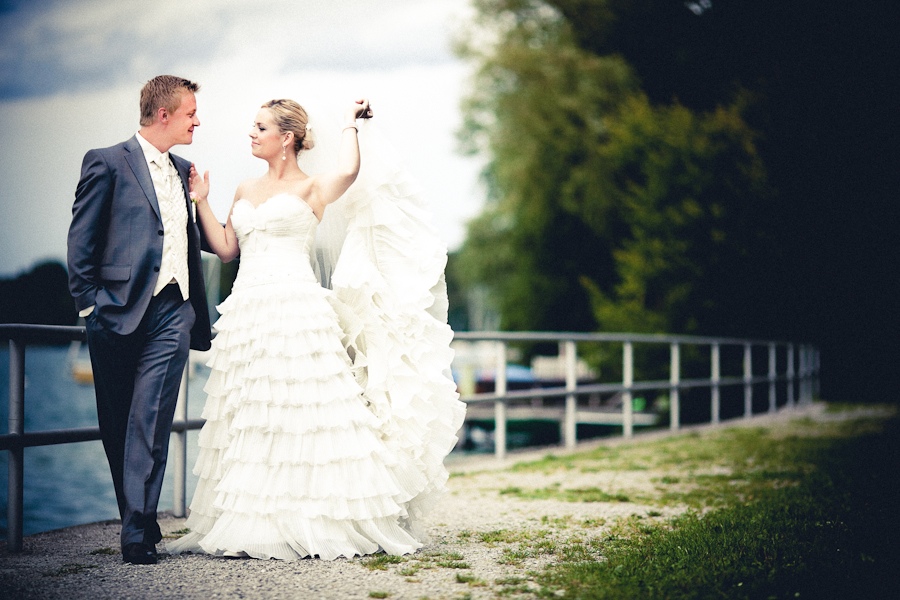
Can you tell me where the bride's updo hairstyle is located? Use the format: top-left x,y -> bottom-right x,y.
262,99 -> 315,152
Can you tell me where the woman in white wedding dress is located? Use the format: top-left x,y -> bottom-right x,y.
166,98 -> 465,560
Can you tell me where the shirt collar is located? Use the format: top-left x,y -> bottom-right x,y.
135,131 -> 169,168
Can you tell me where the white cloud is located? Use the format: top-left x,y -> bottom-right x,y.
0,0 -> 484,276
1,0 -> 468,97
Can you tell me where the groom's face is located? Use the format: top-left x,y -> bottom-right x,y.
165,91 -> 200,146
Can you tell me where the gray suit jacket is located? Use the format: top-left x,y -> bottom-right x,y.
67,135 -> 212,351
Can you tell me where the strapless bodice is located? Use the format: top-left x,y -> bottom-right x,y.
230,193 -> 319,287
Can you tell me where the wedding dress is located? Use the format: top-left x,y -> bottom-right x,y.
167,122 -> 465,560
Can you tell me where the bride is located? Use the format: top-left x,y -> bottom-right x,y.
166,97 -> 465,560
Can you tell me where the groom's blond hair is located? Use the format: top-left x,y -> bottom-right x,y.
139,75 -> 200,126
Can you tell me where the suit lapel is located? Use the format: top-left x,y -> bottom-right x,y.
124,136 -> 161,220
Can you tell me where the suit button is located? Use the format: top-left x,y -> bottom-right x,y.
153,266 -> 160,272
158,230 -> 164,236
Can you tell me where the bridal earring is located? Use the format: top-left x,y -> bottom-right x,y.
282,145 -> 287,161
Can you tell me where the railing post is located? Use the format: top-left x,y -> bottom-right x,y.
171,366 -> 189,517
494,341 -> 507,459
799,345 -> 809,404
814,348 -> 821,398
622,341 -> 634,439
563,340 -> 577,449
768,343 -> 777,413
787,344 -> 796,408
7,339 -> 26,553
743,343 -> 753,419
808,346 -> 816,403
711,343 -> 721,424
669,342 -> 680,431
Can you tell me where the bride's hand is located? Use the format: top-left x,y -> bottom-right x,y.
189,164 -> 210,204
346,98 -> 373,122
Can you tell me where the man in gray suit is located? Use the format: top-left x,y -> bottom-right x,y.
67,75 -> 212,565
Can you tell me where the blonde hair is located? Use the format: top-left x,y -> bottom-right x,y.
139,75 -> 200,126
261,99 -> 315,152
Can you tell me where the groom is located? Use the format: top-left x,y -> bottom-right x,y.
67,75 -> 212,565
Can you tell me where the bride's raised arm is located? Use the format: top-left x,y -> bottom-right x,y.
309,99 -> 372,211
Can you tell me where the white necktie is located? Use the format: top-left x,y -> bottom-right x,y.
157,157 -> 183,204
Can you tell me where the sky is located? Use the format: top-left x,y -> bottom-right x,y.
0,0 -> 485,277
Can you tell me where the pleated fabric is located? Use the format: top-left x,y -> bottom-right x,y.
331,137 -> 467,536
167,185 -> 464,561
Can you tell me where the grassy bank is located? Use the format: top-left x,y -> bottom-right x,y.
424,404 -> 896,600
513,405 -> 899,599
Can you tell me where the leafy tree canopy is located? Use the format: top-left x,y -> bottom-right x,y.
455,0 -> 769,337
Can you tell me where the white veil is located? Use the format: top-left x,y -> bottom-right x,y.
297,100 -> 439,297
295,100 -> 351,289
295,96 -> 465,532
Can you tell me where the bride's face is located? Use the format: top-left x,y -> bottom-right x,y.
249,109 -> 284,159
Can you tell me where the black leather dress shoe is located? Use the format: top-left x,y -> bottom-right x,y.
123,543 -> 158,565
144,523 -> 163,546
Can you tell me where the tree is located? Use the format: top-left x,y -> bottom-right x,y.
455,0 -> 768,340
0,261 -> 77,326
543,0 -> 900,401
455,0 -> 637,333
586,94 -> 769,336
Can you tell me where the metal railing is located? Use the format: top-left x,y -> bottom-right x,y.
452,332 -> 818,459
0,324 -> 203,553
2,325 -> 818,553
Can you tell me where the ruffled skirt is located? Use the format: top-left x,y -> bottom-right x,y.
168,120 -> 466,561
167,277 -> 436,560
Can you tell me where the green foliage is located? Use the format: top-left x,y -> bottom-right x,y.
455,0 -> 770,343
456,1 -> 637,333
586,95 -> 768,335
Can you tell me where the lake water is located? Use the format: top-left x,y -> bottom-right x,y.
1,345 -> 520,538
0,345 -> 207,538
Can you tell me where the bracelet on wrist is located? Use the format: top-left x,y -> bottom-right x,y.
342,123 -> 358,132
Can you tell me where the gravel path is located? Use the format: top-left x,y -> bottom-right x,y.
0,404 -> 828,600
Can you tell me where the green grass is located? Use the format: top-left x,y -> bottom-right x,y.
361,553 -> 407,570
501,485 -> 631,503
456,572 -> 487,586
531,408 -> 900,599
364,549 -> 473,578
163,527 -> 191,539
345,406 -> 895,598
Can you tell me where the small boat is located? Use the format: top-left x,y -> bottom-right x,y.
66,338 -> 94,384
